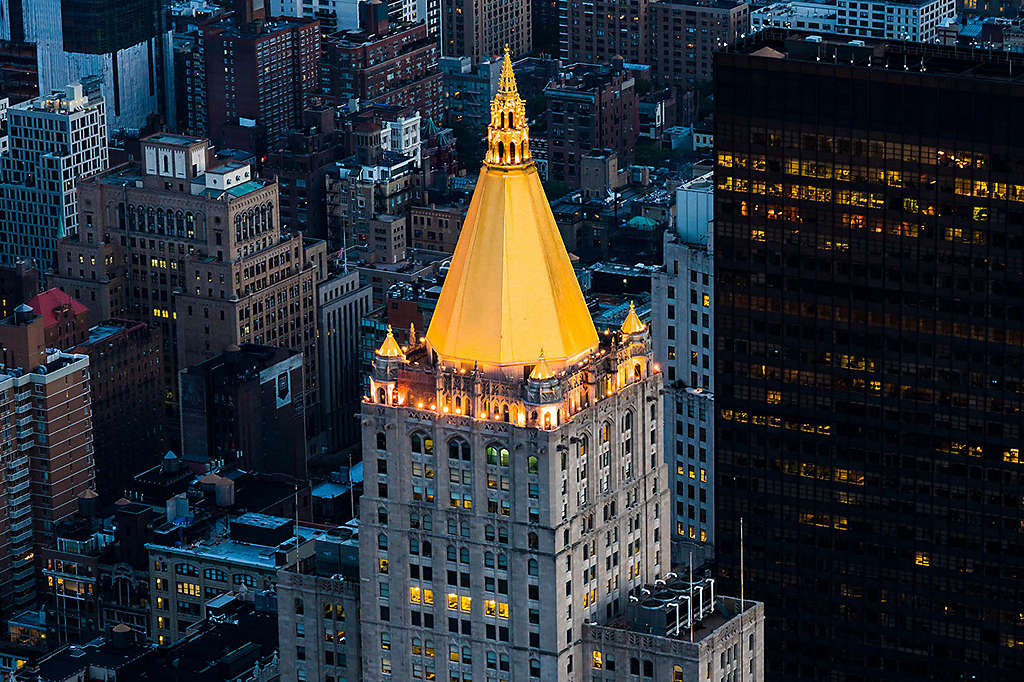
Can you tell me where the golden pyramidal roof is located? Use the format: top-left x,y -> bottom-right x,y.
376,325 -> 406,358
426,48 -> 598,371
620,301 -> 646,335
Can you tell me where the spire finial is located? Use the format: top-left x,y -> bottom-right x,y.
486,45 -> 530,167
620,301 -> 646,335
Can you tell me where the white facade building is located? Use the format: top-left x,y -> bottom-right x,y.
267,0 -> 361,31
752,0 -> 955,42
651,172 -> 715,567
751,1 -> 839,33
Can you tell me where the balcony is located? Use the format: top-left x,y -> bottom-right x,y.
11,529 -> 33,547
8,455 -> 28,471
9,493 -> 30,508
8,481 -> 29,496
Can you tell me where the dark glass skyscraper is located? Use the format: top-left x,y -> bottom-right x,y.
714,31 -> 1024,681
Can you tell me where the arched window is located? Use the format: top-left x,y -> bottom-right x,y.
376,432 -> 387,450
454,395 -> 461,410
484,551 -> 494,568
377,387 -> 387,403
601,421 -> 611,443
485,525 -> 496,541
463,647 -> 472,664
410,538 -> 419,555
622,411 -> 633,432
486,444 -> 499,465
528,532 -> 538,550
410,511 -> 419,528
176,210 -> 185,233
447,545 -> 457,562
528,558 -> 538,576
423,514 -> 432,531
529,659 -> 540,677
500,448 -> 510,466
509,142 -> 516,162
423,541 -> 432,557
634,363 -> 642,381
377,533 -> 388,550
643,660 -> 654,677
459,547 -> 470,564
449,438 -> 470,461
185,212 -> 195,238
411,433 -> 423,453
487,651 -> 497,668
497,553 -> 508,570
528,455 -> 539,474
673,664 -> 684,682
578,436 -> 588,456
377,506 -> 388,524
499,654 -> 510,671
502,404 -> 510,422
498,527 -> 508,544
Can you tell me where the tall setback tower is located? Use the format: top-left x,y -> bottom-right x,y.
357,48 -> 671,682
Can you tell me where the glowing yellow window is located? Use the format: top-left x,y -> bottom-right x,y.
409,586 -> 421,603
485,599 -> 496,616
702,294 -> 710,307
460,596 -> 472,612
378,559 -> 388,573
700,468 -> 707,483
592,650 -> 604,669
447,593 -> 458,610
915,552 -> 930,567
423,589 -> 433,605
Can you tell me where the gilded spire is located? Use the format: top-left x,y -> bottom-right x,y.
485,45 -> 530,167
620,301 -> 646,335
376,325 -> 406,358
529,349 -> 556,381
425,70 -> 598,372
409,321 -> 416,346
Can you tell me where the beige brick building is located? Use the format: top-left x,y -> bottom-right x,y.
51,133 -> 326,419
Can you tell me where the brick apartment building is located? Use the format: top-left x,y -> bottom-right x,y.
650,0 -> 750,86
559,0 -> 650,64
440,0 -> 532,60
544,62 -> 639,187
189,1 -> 320,154
0,306 -> 96,611
70,320 -> 164,500
322,17 -> 443,124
